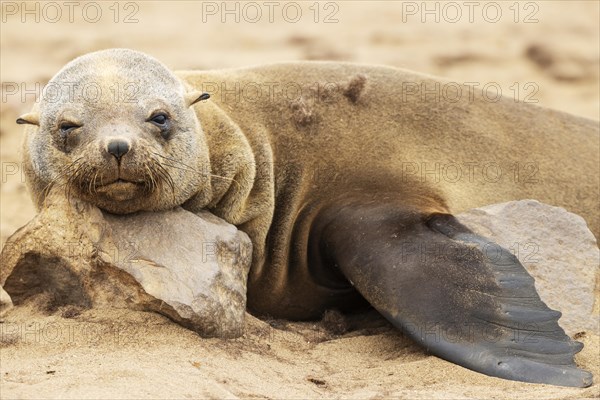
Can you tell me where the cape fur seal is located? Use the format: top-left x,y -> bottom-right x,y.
17,49 -> 598,387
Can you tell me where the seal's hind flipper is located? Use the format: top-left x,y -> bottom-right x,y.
315,203 -> 592,387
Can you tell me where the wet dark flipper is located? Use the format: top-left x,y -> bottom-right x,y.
315,203 -> 592,387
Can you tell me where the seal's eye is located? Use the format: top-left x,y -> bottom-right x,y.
59,122 -> 80,135
148,112 -> 172,139
148,113 -> 169,128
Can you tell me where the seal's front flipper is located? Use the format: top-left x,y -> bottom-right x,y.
315,203 -> 592,387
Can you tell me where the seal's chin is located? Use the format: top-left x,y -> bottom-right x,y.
95,179 -> 146,201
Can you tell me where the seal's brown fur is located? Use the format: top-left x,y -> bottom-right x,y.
20,49 -> 599,318
179,62 -> 599,317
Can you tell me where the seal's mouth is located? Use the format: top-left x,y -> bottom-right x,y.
96,177 -> 146,188
94,179 -> 147,201
105,179 -> 143,188
100,178 -> 146,187
64,157 -> 176,205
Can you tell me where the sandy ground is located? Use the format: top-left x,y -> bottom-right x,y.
1,1 -> 599,399
0,304 -> 598,399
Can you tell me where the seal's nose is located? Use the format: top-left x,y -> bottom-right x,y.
106,139 -> 131,160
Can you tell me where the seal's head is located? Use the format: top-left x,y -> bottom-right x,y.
18,48 -> 211,214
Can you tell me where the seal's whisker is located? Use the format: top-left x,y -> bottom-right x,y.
153,162 -> 176,201
41,157 -> 83,207
149,153 -> 185,189
45,158 -> 79,195
155,160 -> 192,173
92,171 -> 100,194
66,162 -> 86,202
152,152 -> 239,188
208,173 -> 240,188
151,151 -> 241,191
86,166 -> 95,195
144,163 -> 158,193
151,152 -> 197,171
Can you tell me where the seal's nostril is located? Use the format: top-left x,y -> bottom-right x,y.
106,139 -> 130,160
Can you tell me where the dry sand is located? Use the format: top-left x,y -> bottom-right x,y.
1,1 -> 599,398
2,304 -> 599,399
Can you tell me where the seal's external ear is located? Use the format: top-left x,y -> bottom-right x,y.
16,112 -> 40,126
185,91 -> 210,107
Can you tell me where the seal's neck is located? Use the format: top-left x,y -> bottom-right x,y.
185,101 -> 274,227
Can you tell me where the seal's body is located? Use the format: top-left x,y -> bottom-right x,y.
18,49 -> 597,388
178,64 -> 599,319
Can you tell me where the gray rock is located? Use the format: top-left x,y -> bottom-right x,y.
0,285 -> 13,317
100,208 -> 251,337
0,194 -> 251,338
457,200 -> 599,336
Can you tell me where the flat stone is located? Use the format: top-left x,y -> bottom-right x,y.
0,194 -> 251,338
0,285 -> 13,317
457,200 -> 599,336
